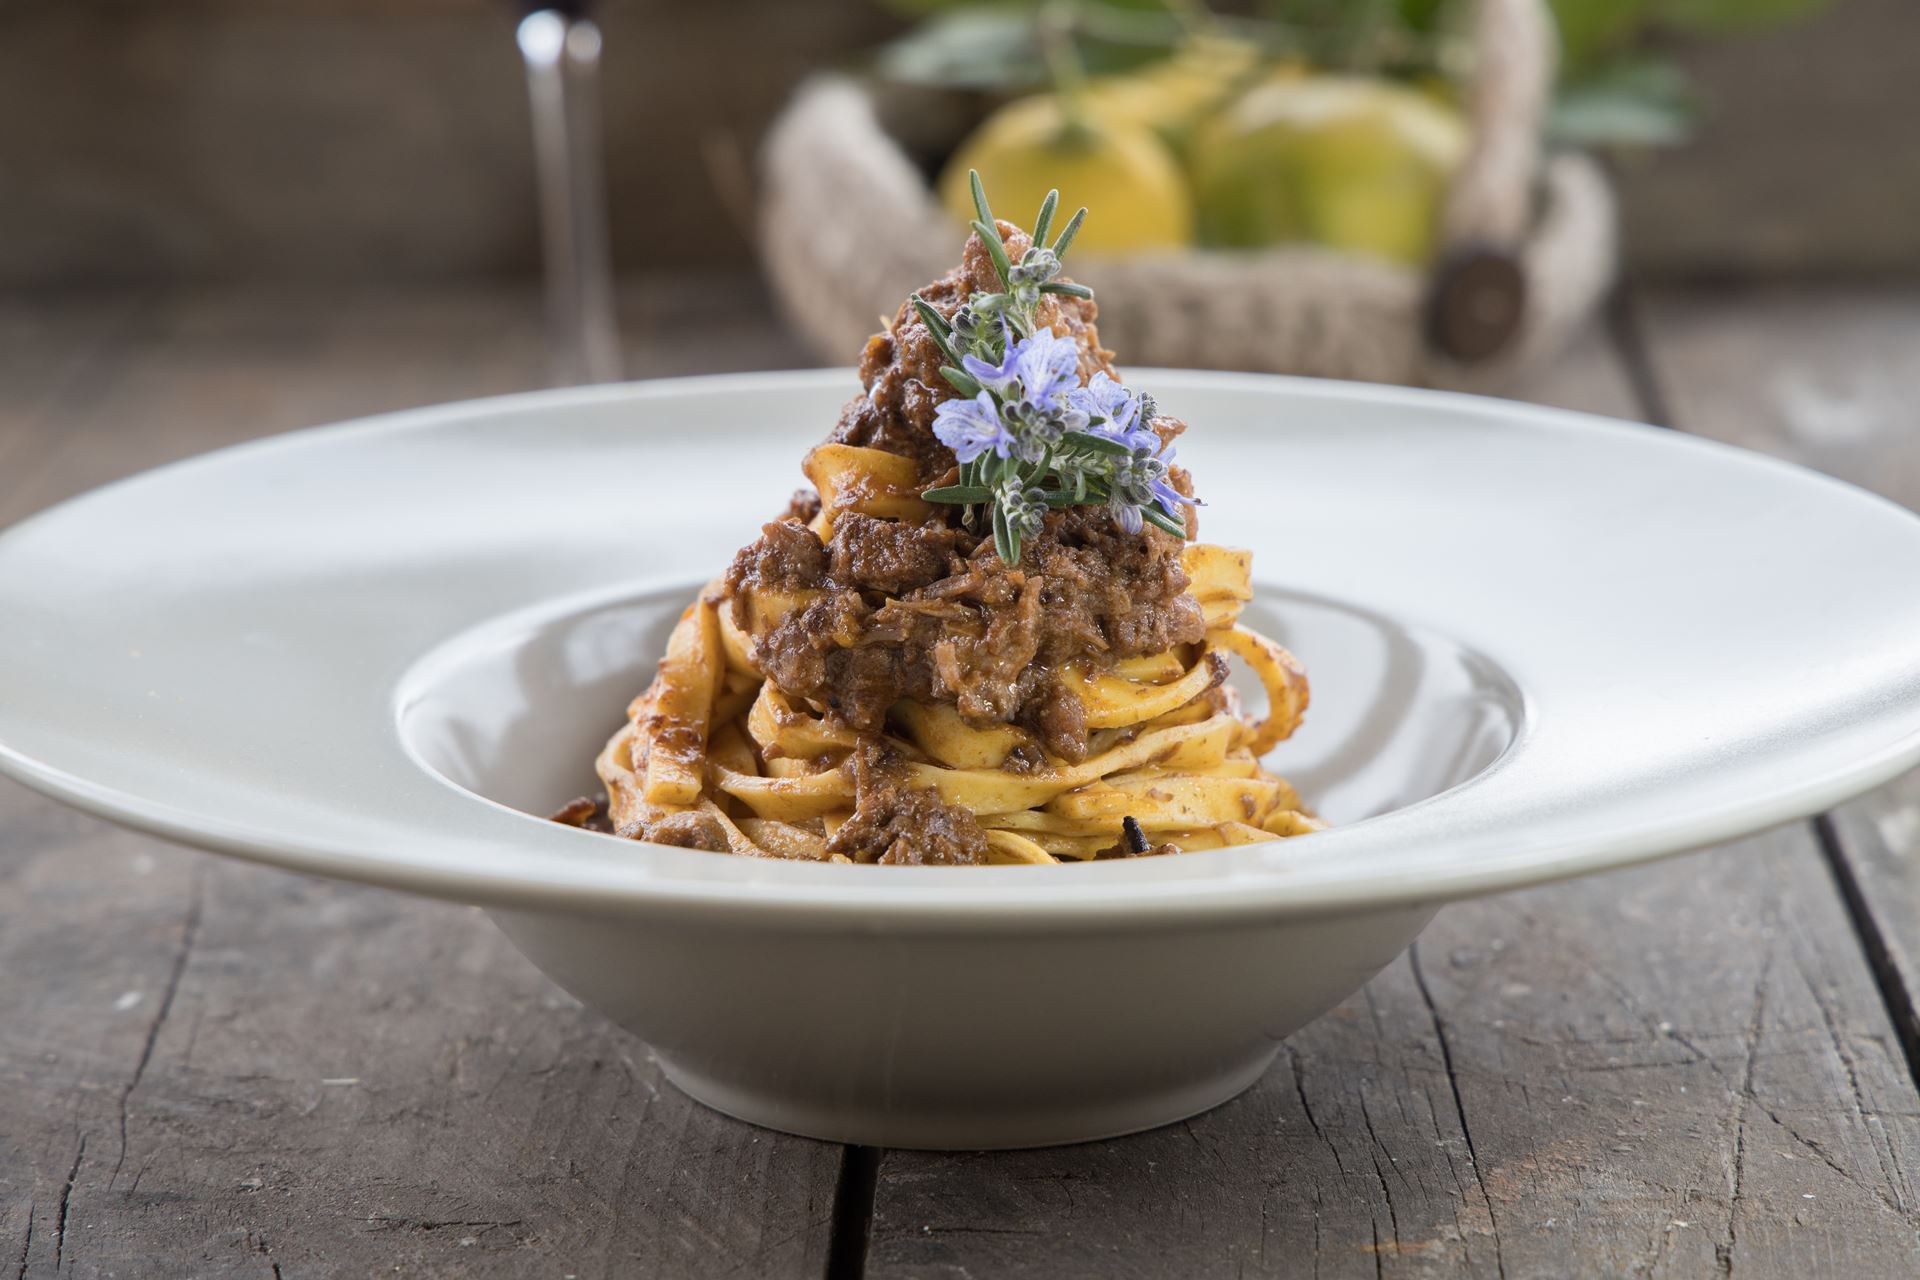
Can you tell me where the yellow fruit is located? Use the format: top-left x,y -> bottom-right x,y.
939,96 -> 1193,255
1190,74 -> 1468,266
1082,36 -> 1268,153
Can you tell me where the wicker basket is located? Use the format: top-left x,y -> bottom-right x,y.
760,0 -> 1615,389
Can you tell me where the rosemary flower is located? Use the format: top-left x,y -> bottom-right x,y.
918,172 -> 1201,564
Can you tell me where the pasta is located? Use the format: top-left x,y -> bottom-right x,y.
566,178 -> 1323,864
589,465 -> 1322,863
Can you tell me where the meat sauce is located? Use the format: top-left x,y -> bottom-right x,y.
711,222 -> 1206,865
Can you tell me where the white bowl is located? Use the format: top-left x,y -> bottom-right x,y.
3,371 -> 1919,1148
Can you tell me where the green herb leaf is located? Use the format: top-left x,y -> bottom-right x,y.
911,293 -> 952,341
970,219 -> 1015,289
1032,189 -> 1059,247
940,365 -> 982,397
1062,430 -> 1132,456
969,169 -> 995,229
992,502 -> 1016,564
1051,207 -> 1087,260
913,295 -> 964,366
1141,505 -> 1188,538
1040,281 -> 1094,299
923,484 -> 993,504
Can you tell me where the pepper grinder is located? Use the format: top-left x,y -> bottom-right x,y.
517,2 -> 623,386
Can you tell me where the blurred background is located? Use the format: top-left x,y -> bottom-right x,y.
4,9 -> 1920,1270
0,0 -> 1913,430
5,0 -> 1913,285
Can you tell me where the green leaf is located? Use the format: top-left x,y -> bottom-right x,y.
1041,488 -> 1085,507
940,365 -> 983,397
969,170 -> 995,229
913,295 -> 964,366
1142,505 -> 1188,538
970,219 -> 1015,288
992,502 -> 1016,564
1041,281 -> 1094,299
1032,189 -> 1059,247
871,10 -> 1046,93
911,293 -> 952,341
1548,58 -> 1697,147
868,5 -> 1191,95
1062,430 -> 1132,457
1051,207 -> 1087,260
923,484 -> 993,504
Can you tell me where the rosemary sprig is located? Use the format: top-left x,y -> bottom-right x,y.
1032,189 -> 1059,247
1050,206 -> 1086,259
918,173 -> 1200,563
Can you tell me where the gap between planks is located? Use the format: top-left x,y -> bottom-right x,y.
825,1145 -> 881,1280
1607,282 -> 1920,1105
826,289 -> 1920,1279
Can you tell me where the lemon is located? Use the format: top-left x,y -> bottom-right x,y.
1083,35 -> 1268,154
1190,74 -> 1467,266
939,95 -> 1193,255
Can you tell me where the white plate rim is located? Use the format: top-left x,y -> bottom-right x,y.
3,368 -> 1919,929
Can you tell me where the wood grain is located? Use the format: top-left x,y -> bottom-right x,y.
864,316 -> 1920,1277
6,287 -> 1920,1277
0,799 -> 844,1279
0,280 -> 836,1278
1619,0 -> 1920,279
869,830 -> 1920,1279
1640,284 -> 1920,1103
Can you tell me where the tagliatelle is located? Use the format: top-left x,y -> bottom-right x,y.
597,527 -> 1322,863
576,186 -> 1326,864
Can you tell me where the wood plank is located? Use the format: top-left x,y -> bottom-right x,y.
0,278 -> 818,527
0,281 -> 837,1277
1641,283 -> 1920,1090
0,796 -> 844,1278
865,323 -> 1920,1277
870,830 -> 1920,1279
1618,0 -> 1920,279
1640,289 -> 1920,498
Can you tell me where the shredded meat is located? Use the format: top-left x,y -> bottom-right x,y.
626,808 -> 728,851
829,513 -> 964,595
826,744 -> 987,866
550,795 -> 613,833
725,498 -> 1202,761
703,220 -> 1206,861
733,516 -> 828,592
782,487 -> 822,525
828,221 -> 1118,483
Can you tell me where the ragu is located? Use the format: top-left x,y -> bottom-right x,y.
564,179 -> 1320,865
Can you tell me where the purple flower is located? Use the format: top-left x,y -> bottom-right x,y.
1146,444 -> 1201,516
1105,443 -> 1200,538
960,324 -> 1022,398
1070,372 -> 1158,452
964,329 -> 1080,416
932,391 -> 1013,463
1009,329 -> 1080,415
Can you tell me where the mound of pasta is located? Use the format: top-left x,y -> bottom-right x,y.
565,179 -> 1320,864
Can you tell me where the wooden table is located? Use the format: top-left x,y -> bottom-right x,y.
3,280 -> 1917,1278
